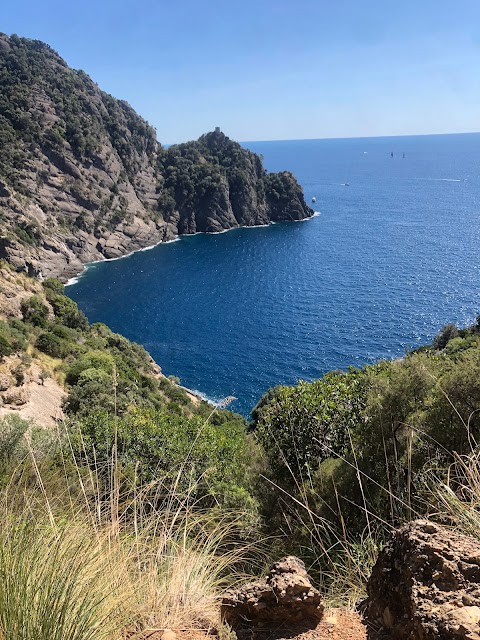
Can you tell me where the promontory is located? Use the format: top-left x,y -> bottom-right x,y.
0,33 -> 313,281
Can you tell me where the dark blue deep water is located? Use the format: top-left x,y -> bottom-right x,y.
67,133 -> 480,416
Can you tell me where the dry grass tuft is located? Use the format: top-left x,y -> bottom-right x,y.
0,417 -> 262,640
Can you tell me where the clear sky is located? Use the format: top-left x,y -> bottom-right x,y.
1,0 -> 480,143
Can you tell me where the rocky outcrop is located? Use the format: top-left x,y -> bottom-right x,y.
0,266 -> 46,318
367,519 -> 480,639
0,356 -> 66,426
0,34 -> 313,281
221,556 -> 324,627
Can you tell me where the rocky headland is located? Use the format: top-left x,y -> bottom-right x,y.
0,34 -> 313,281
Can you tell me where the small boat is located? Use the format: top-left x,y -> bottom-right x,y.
312,196 -> 316,203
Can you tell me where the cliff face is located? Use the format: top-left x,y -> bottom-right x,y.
158,132 -> 313,235
0,34 -> 313,281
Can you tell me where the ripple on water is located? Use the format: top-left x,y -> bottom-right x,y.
67,134 -> 480,416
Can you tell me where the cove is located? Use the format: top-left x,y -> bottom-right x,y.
67,134 -> 480,416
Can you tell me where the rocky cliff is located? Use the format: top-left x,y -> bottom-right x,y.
0,34 -> 313,281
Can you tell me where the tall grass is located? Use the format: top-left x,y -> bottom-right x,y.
128,509 -> 255,632
0,412 -> 262,640
258,421 -> 429,607
262,470 -> 383,608
427,448 -> 480,540
261,412 -> 480,607
0,513 -> 130,640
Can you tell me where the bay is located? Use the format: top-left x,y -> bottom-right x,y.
67,133 -> 480,416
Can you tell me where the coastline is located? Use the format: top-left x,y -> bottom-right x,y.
63,211 -> 320,412
65,211 -> 321,287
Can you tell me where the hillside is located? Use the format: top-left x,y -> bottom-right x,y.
0,262 -> 237,425
3,260 -> 480,640
0,34 -> 313,281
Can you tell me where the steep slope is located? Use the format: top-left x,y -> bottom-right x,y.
0,34 -> 313,281
158,132 -> 313,234
0,263 -> 226,425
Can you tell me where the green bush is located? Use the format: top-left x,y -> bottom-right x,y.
20,295 -> 49,327
253,371 -> 366,482
70,408 -> 260,514
433,322 -> 459,350
36,331 -> 65,358
49,294 -> 88,330
0,335 -> 13,360
43,278 -> 65,297
0,415 -> 31,479
253,328 -> 480,537
65,351 -> 114,386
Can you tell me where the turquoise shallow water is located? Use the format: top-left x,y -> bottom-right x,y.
67,133 -> 480,416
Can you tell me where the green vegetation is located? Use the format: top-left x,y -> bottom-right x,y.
0,32 -> 163,249
5,259 -> 480,631
0,317 -> 28,358
156,131 -> 311,232
1,270 -> 260,526
0,34 -> 156,184
0,267 -> 265,637
12,278 -> 205,418
0,34 -> 311,262
70,409 -> 260,514
0,417 -> 260,640
250,317 -> 480,588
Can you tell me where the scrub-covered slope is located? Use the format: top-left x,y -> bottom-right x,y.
0,34 -> 313,281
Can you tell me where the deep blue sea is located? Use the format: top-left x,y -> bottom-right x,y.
67,133 -> 480,416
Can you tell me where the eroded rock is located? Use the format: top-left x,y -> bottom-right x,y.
221,556 -> 324,627
367,519 -> 480,639
0,373 -> 11,391
2,386 -> 29,406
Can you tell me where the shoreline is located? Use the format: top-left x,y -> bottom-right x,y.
65,211 -> 321,287
63,211 -> 320,413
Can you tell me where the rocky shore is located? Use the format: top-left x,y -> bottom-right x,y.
0,34 -> 313,282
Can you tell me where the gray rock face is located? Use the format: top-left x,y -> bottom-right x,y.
221,556 -> 324,627
0,35 -> 313,281
367,519 -> 480,639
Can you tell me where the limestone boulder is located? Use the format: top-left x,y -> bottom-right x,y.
221,556 -> 324,627
0,373 -> 11,392
367,519 -> 480,639
2,386 -> 29,406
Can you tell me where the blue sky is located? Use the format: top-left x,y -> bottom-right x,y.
1,0 -> 480,143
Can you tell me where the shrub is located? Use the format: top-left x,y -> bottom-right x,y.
253,371 -> 366,482
0,335 -> 13,360
36,331 -> 65,358
20,295 -> 49,327
49,294 -> 88,330
42,277 -> 65,297
70,408 -> 260,514
433,322 -> 459,350
0,415 -> 31,478
65,351 -> 115,385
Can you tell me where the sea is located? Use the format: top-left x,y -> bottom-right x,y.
67,133 -> 480,416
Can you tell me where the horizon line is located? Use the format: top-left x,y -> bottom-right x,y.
164,130 -> 480,146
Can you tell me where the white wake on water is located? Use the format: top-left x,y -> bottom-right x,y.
65,213 -> 321,287
65,237 -> 181,286
189,389 -> 238,408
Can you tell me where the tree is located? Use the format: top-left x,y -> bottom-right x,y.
20,295 -> 49,327
433,323 -> 458,350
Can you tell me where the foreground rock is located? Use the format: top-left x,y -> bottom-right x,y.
367,519 -> 480,639
221,556 -> 324,627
